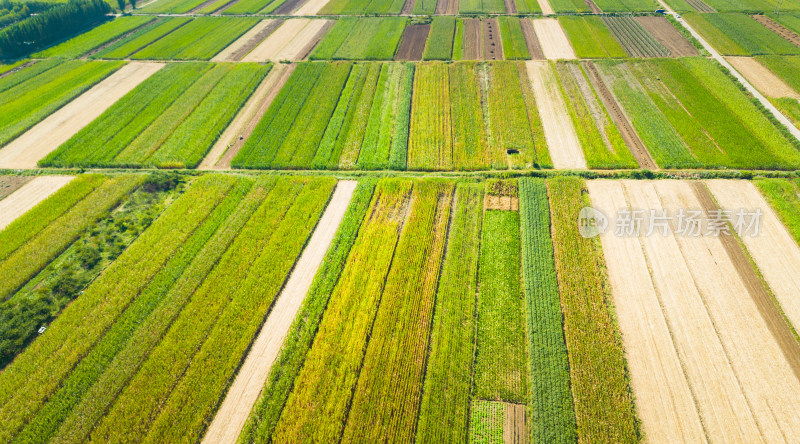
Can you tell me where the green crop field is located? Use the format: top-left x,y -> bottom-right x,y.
311,17 -> 406,60
559,16 -> 627,58
423,17 -> 456,60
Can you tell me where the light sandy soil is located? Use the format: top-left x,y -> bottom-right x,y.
502,402 -> 528,444
243,19 -> 330,62
212,20 -> 278,62
0,62 -> 164,169
0,176 -> 74,230
538,0 -> 554,15
589,180 -> 707,443
656,180 -> 800,442
525,61 -> 585,169
199,64 -> 295,170
201,180 -> 357,444
532,18 -> 576,60
727,56 -> 800,99
293,0 -> 331,15
707,179 -> 800,332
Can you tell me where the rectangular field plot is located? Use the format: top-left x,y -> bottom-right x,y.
310,17 -> 407,60
130,17 -> 260,60
558,16 -> 627,58
0,175 -> 336,444
90,17 -> 193,59
319,0 -> 407,15
602,16 -> 670,57
595,58 -> 800,169
746,55 -> 800,126
34,16 -> 156,58
685,12 -> 800,55
42,62 -> 270,169
591,0 -> 658,11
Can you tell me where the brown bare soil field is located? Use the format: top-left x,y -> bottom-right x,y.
483,18 -> 503,60
484,195 -> 519,211
463,18 -> 481,60
635,16 -> 698,57
727,56 -> 800,99
502,403 -> 528,444
584,0 -> 601,13
707,179 -> 800,336
243,19 -> 329,62
657,180 -> 800,442
520,19 -> 545,60
212,19 -> 280,62
583,61 -> 656,169
538,0 -> 554,14
504,0 -> 517,14
753,15 -> 800,48
435,0 -> 458,15
395,24 -> 430,61
525,61 -> 585,169
273,0 -> 307,15
686,0 -> 715,11
0,62 -> 164,170
589,180 -> 706,443
293,0 -> 332,15
0,176 -> 32,201
401,0 -> 416,14
202,64 -> 296,170
532,18 -> 576,60
0,176 -> 74,230
202,180 -> 356,444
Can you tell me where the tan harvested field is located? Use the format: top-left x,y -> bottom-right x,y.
525,61 -> 585,169
0,176 -> 32,200
598,179 -> 800,442
0,62 -> 164,170
202,180 -> 357,444
463,18 -> 481,60
727,56 -> 800,99
502,403 -> 528,444
532,18 -> 576,60
401,0 -> 416,14
243,19 -> 330,62
484,194 -> 519,211
200,63 -> 296,170
520,19 -> 545,60
293,0 -> 332,16
483,18 -> 503,60
395,24 -> 430,61
707,179 -> 800,332
635,16 -> 698,57
589,180 -> 707,443
0,176 -> 74,230
538,0 -> 554,15
212,19 -> 280,62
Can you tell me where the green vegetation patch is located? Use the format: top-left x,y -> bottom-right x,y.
423,16 -> 456,61
34,15 -> 155,58
559,16 -> 627,58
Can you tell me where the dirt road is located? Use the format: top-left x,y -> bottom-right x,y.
201,180 -> 357,444
0,176 -> 74,230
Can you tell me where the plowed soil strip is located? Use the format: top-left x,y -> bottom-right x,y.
463,18 -> 481,60
276,19 -> 331,61
396,24 -> 430,61
200,63 -> 295,170
727,56 -> 800,99
584,0 -> 601,13
589,180 -> 706,443
0,176 -> 32,201
293,0 -> 332,15
525,61 -> 585,169
435,0 -> 458,15
212,19 -> 281,62
483,18 -> 503,60
532,18 -> 576,60
521,19 -> 545,60
0,62 -> 164,170
504,0 -> 517,14
202,180 -> 357,444
635,16 -> 698,57
274,0 -> 308,14
583,61 -> 656,169
705,179 -> 800,353
401,0 -> 416,14
502,402 -> 528,444
753,14 -> 800,48
0,176 -> 74,230
686,0 -> 715,12
662,180 -> 800,442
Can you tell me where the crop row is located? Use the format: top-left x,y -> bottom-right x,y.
42,62 -> 269,168
424,17 -> 456,60
311,17 -> 407,60
560,16 -> 628,58
685,12 -> 800,55
93,17 -> 191,59
755,178 -> 800,245
34,16 -> 155,58
0,60 -> 123,147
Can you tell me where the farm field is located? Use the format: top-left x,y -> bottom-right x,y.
684,12 -> 800,55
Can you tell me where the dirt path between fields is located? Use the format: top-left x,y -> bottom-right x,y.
202,180 -> 357,444
661,180 -> 800,442
0,61 -> 36,80
201,63 -> 295,170
483,18 -> 503,60
532,18 -> 576,60
0,62 -> 164,169
435,0 -> 458,15
727,56 -> 800,99
705,179 -> 800,359
395,24 -> 430,61
753,15 -> 800,49
520,19 -> 545,60
589,180 -> 707,443
212,19 -> 280,62
583,61 -> 656,169
525,61 -> 585,169
502,402 -> 528,444
0,176 -> 74,230
635,16 -> 698,57
0,176 -> 32,201
463,18 -> 481,60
